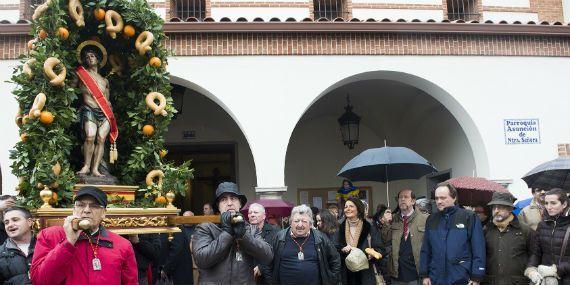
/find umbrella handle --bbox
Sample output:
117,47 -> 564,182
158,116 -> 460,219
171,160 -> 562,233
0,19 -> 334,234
386,179 -> 389,208
386,165 -> 390,208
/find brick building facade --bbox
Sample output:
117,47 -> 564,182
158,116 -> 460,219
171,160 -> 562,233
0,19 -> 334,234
0,0 -> 568,207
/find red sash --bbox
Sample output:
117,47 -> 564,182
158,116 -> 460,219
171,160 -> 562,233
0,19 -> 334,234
76,66 -> 118,144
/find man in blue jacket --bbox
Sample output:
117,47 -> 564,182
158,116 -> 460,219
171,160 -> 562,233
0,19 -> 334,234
419,182 -> 486,285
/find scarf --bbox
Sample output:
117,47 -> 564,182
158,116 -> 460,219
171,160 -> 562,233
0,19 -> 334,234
345,219 -> 363,248
493,214 -> 514,232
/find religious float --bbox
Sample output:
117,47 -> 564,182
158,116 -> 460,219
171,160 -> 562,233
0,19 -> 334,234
11,0 -> 201,236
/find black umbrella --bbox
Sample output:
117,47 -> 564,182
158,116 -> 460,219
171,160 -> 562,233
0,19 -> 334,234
522,156 -> 570,192
338,146 -> 437,207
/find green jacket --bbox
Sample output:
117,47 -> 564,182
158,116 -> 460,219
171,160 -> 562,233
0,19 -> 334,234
388,210 -> 428,279
483,216 -> 533,285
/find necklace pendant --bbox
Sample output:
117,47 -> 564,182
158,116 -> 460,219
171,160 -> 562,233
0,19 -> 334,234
298,251 -> 304,260
92,257 -> 102,271
235,251 -> 243,261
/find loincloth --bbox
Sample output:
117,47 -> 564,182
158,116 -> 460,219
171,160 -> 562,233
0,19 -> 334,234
80,105 -> 108,127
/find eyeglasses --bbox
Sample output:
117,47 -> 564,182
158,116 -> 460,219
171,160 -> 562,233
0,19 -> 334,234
74,202 -> 104,210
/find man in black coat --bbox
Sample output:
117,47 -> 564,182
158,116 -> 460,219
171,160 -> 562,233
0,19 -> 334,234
129,233 -> 161,285
267,204 -> 341,285
0,206 -> 35,285
162,211 -> 195,285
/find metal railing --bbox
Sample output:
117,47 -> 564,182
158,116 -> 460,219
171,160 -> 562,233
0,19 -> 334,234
313,0 -> 349,20
447,0 -> 479,21
172,0 -> 206,20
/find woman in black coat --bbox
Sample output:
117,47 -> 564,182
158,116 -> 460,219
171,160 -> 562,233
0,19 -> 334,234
526,188 -> 570,285
338,197 -> 383,285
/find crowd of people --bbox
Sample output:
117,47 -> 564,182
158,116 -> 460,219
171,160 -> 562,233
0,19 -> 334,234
0,181 -> 567,285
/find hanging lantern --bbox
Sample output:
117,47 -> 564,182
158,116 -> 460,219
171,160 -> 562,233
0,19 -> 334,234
337,94 -> 360,150
171,84 -> 185,119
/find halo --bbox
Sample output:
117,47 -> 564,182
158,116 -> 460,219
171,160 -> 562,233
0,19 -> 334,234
76,40 -> 108,68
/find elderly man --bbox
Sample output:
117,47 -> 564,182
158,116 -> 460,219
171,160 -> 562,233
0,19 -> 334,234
483,192 -> 533,285
419,182 -> 486,285
268,204 -> 341,285
389,189 -> 428,285
518,188 -> 546,231
31,186 -> 138,285
248,203 -> 279,285
192,182 -> 273,284
0,206 -> 35,284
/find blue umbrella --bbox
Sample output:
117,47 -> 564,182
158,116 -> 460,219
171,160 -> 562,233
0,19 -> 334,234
338,146 -> 437,207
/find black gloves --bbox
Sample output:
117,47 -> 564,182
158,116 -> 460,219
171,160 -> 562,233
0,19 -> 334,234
220,211 -> 234,236
232,213 -> 246,238
221,212 -> 247,238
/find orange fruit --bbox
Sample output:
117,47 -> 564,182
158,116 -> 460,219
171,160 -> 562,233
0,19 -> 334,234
159,149 -> 168,158
149,57 -> 161,68
15,115 -> 22,127
20,133 -> 27,142
123,25 -> 135,38
39,111 -> 54,124
38,29 -> 47,40
57,27 -> 69,40
142,125 -> 154,136
49,191 -> 58,205
94,8 -> 106,21
155,196 -> 167,204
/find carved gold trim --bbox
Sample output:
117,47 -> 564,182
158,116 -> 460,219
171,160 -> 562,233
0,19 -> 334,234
110,227 -> 181,235
102,216 -> 169,228
73,184 -> 139,191
34,207 -> 180,217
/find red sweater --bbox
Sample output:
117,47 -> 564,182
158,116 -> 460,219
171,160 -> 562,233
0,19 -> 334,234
31,226 -> 138,285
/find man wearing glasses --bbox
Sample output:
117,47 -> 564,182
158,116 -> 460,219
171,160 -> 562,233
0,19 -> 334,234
31,186 -> 138,285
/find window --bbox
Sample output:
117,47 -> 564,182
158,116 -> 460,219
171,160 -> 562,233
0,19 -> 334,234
171,0 -> 206,20
313,0 -> 348,20
446,0 -> 479,21
22,0 -> 46,20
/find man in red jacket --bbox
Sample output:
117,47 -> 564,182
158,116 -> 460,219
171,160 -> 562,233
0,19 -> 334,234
31,186 -> 138,285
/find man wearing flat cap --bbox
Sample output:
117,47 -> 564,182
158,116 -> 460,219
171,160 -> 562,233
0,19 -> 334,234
483,191 -> 534,285
31,186 -> 138,285
192,182 -> 273,284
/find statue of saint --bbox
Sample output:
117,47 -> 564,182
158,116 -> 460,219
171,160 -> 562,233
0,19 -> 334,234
75,41 -> 118,178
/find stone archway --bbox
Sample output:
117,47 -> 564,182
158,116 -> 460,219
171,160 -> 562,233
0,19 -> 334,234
167,76 -> 257,212
284,71 -> 487,208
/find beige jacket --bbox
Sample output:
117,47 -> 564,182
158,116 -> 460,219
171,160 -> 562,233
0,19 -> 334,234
518,199 -> 544,231
388,210 -> 428,279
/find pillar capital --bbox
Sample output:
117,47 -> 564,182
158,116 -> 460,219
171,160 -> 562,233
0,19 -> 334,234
255,186 -> 287,199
